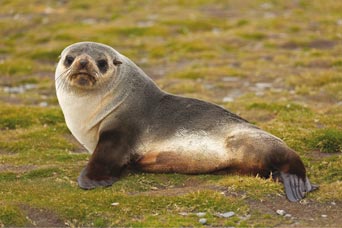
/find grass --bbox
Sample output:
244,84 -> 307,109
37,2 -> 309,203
307,129 -> 342,153
0,205 -> 27,227
0,0 -> 341,227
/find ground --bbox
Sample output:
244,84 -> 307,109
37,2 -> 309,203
0,0 -> 341,227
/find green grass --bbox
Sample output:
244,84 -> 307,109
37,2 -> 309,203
0,104 -> 63,129
0,58 -> 34,76
0,205 -> 28,226
308,129 -> 342,153
0,0 -> 341,227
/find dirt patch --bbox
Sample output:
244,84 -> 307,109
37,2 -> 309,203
19,204 -> 66,227
307,150 -> 339,161
0,149 -> 16,155
305,60 -> 332,69
281,40 -> 337,50
248,197 -> 341,227
308,40 -> 337,49
200,6 -> 235,18
281,42 -> 301,50
0,164 -> 36,173
0,94 -> 23,105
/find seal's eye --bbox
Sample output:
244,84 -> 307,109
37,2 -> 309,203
97,59 -> 108,73
64,55 -> 74,67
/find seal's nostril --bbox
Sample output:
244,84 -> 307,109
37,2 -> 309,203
79,59 -> 88,68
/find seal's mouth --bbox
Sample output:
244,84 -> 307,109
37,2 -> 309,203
69,72 -> 96,87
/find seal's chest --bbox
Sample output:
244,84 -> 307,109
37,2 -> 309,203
57,93 -> 100,153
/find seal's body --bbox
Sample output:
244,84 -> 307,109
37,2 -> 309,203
55,42 -> 317,202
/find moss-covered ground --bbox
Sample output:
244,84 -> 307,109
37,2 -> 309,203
0,0 -> 341,227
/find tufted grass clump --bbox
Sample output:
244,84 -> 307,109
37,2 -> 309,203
308,129 -> 342,153
0,205 -> 28,227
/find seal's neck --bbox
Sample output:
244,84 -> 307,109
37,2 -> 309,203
56,82 -> 129,153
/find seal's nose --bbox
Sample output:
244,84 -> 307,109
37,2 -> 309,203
79,59 -> 88,68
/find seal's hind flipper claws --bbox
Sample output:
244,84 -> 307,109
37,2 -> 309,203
281,172 -> 317,202
77,167 -> 117,190
305,177 -> 319,192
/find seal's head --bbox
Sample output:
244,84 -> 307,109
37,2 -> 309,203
55,42 -> 122,91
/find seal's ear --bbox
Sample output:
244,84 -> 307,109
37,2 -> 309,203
113,59 -> 122,66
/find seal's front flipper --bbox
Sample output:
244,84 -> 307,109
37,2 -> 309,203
77,130 -> 130,190
281,172 -> 318,202
77,166 -> 118,189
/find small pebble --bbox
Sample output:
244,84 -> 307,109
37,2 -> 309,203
111,202 -> 119,206
178,212 -> 188,216
255,82 -> 272,90
222,96 -> 234,103
3,84 -> 37,94
196,212 -> 206,217
219,211 -> 235,218
260,2 -> 273,9
285,214 -> 292,218
199,218 -> 207,225
331,202 -> 336,206
276,209 -> 286,216
321,214 -> 327,218
222,76 -> 239,82
39,102 -> 48,107
337,19 -> 342,26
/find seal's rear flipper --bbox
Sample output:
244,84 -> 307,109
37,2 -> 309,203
281,172 -> 318,202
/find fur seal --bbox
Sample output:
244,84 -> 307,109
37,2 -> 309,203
55,41 -> 317,202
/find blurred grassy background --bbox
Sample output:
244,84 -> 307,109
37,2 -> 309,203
0,0 -> 341,227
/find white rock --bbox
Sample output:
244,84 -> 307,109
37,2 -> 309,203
220,211 -> 235,218
39,102 -> 48,107
260,3 -> 273,9
82,18 -> 97,25
222,76 -> 239,82
276,209 -> 286,216
198,218 -> 207,224
24,84 -> 37,90
255,82 -> 272,90
111,202 -> 119,206
222,96 -> 234,102
337,19 -> 342,26
178,212 -> 189,216
196,212 -> 206,217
